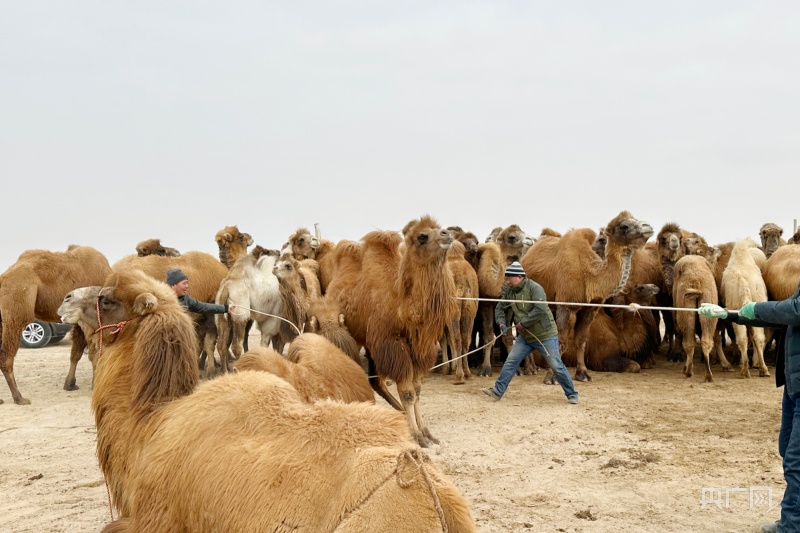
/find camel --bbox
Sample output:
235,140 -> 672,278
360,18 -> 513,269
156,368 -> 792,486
283,227 -> 337,291
135,238 -> 180,257
214,225 -> 254,268
718,238 -> 770,378
0,245 -> 111,403
325,215 -> 458,447
521,211 -> 654,382
789,229 -> 800,245
446,226 -> 480,271
680,231 -> 708,256
57,269 -> 475,532
759,222 -> 785,258
763,243 -> 800,301
474,224 -> 534,376
653,222 -> 687,360
673,246 -> 722,382
307,297 -> 363,365
439,240 -> 479,385
592,228 -> 607,258
235,334 -> 374,403
579,283 -> 660,373
214,246 -> 282,377
273,256 -> 322,346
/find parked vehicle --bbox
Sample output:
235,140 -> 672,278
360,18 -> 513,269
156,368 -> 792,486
20,321 -> 72,349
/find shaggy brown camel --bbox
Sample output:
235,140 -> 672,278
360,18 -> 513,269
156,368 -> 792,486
759,222 -> 786,258
283,226 -> 337,291
439,240 -> 478,385
578,283 -> 660,373
58,270 -> 475,532
653,223 -> 687,360
273,256 -> 322,347
0,245 -> 111,403
325,215 -> 458,447
135,238 -> 180,257
719,238 -> 770,378
475,224 -> 534,376
235,334 -> 374,403
521,211 -> 654,382
307,297 -> 363,365
215,225 -> 253,268
447,226 -> 480,271
214,246 -> 282,377
673,247 -> 722,382
763,243 -> 800,301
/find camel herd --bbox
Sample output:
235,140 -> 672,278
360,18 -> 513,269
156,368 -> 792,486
1,214 -> 799,530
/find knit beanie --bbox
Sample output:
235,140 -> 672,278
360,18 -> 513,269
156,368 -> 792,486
504,261 -> 526,277
166,268 -> 188,285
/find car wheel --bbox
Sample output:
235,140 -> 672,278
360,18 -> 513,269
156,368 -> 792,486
20,321 -> 53,349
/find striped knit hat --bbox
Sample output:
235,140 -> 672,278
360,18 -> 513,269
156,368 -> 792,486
504,261 -> 526,277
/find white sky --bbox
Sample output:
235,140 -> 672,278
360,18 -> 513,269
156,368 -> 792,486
2,1 -> 799,271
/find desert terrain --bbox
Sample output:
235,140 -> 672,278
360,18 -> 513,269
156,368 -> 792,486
0,333 -> 785,532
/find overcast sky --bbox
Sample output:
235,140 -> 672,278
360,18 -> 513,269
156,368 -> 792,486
2,1 -> 798,272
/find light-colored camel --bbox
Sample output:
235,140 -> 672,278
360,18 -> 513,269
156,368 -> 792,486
439,240 -> 478,385
759,222 -> 786,258
57,270 -> 475,532
474,224 -> 534,376
673,246 -> 722,382
214,246 -> 282,377
579,283 -> 660,373
235,334 -> 374,403
0,245 -> 111,403
718,238 -> 770,378
215,225 -> 254,268
763,243 -> 800,301
325,215 -> 458,447
521,211 -> 654,382
680,230 -> 707,256
135,238 -> 180,257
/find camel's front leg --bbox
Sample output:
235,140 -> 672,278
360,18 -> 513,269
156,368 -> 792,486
397,379 -> 430,448
572,307 -> 599,382
414,380 -> 439,445
478,303 -> 495,376
63,325 -> 87,391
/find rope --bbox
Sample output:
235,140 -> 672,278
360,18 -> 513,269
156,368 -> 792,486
228,306 -> 303,336
428,335 -> 499,371
456,296 -> 718,314
396,449 -> 448,533
93,299 -> 139,362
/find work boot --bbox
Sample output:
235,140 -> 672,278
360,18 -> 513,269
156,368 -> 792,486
568,395 -> 579,404
481,387 -> 501,400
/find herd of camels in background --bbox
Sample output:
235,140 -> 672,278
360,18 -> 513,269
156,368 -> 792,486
2,212 -> 800,437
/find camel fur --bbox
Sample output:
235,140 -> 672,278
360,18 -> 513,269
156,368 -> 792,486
520,211 -> 654,383
215,225 -> 254,269
763,243 -> 800,301
325,215 -> 458,447
135,238 -> 180,257
58,270 -> 475,532
307,297 -> 363,365
214,246 -> 282,377
718,238 -> 770,378
673,247 -> 721,382
273,256 -> 322,347
0,245 -> 111,403
235,334 -> 374,403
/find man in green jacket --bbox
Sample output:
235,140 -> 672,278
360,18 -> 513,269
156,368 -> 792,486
481,261 -> 578,404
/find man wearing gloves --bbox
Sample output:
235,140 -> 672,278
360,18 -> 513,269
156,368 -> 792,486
166,268 -> 234,315
481,261 -> 579,404
700,295 -> 800,533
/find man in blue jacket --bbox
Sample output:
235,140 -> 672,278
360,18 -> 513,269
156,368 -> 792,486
701,289 -> 800,533
481,261 -> 578,404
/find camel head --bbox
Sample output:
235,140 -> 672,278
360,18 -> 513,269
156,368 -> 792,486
273,256 -> 306,289
401,215 -> 453,262
681,232 -> 707,256
603,211 -> 653,252
656,223 -> 683,263
58,286 -> 108,333
136,238 -> 181,258
447,228 -> 479,264
496,224 -> 534,262
592,227 -> 607,259
216,226 -> 254,268
760,222 -> 784,257
485,226 -> 503,243
630,283 -> 660,304
689,243 -> 722,269
789,229 -> 800,245
285,227 -> 321,261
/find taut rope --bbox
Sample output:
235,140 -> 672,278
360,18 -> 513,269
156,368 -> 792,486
456,296 -> 715,314
228,306 -> 303,336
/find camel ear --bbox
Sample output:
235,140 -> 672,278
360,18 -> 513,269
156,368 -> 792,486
223,232 -> 233,243
310,316 -> 319,331
133,293 -> 159,315
338,313 -> 346,327
242,233 -> 254,246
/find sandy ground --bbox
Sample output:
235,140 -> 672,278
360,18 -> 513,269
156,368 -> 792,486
0,333 -> 786,533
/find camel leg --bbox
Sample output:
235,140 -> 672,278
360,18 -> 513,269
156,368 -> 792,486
364,352 -> 404,411
448,324 -> 466,385
211,315 -> 231,379
478,303 -> 495,376
681,330 -> 696,378
459,311 -> 474,381
751,328 -> 770,377
63,326 -> 87,391
1,321 -> 29,404
700,322 -> 715,382
732,323 -> 750,378
415,381 -> 439,445
572,307 -> 599,382
397,379 -> 430,448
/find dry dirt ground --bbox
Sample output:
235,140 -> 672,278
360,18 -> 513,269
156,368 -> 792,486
0,333 -> 786,533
